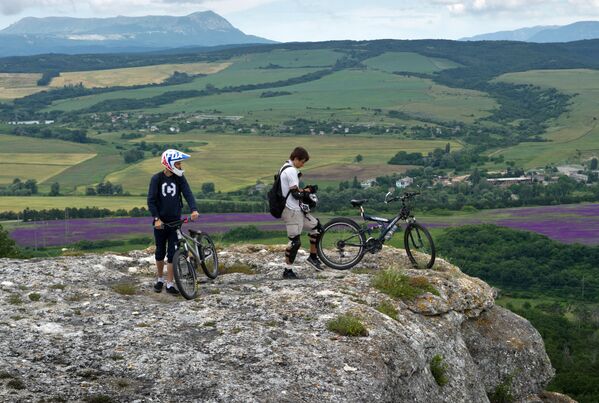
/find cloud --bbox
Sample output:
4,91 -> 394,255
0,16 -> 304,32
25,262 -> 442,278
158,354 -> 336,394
431,0 -> 551,15
0,0 -> 278,16
0,0 -> 74,16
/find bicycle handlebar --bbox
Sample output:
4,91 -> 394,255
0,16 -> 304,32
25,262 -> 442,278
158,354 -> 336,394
384,191 -> 420,204
158,216 -> 194,228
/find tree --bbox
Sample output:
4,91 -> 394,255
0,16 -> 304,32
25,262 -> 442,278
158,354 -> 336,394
591,158 -> 598,170
445,143 -> 451,154
354,154 -> 363,163
49,182 -> 60,196
86,187 -> 96,196
201,182 -> 215,194
352,176 -> 361,189
0,224 -> 20,258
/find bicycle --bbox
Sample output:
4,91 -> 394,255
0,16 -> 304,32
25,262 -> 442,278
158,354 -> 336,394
162,217 -> 219,300
317,191 -> 435,270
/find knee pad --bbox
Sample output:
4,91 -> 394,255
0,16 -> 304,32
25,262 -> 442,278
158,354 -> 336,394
309,219 -> 323,245
286,235 -> 301,263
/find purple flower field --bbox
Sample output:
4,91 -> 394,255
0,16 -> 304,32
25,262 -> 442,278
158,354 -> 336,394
418,203 -> 599,245
7,204 -> 599,247
9,213 -> 285,248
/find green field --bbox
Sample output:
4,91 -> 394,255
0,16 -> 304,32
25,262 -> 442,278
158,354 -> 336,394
363,52 -> 460,73
492,69 -> 599,168
46,48 -> 345,112
141,68 -> 494,125
0,196 -> 147,212
107,133 -> 462,193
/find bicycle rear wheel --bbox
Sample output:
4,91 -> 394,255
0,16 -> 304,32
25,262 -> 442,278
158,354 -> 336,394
173,249 -> 198,299
198,233 -> 219,279
404,222 -> 435,269
317,218 -> 366,270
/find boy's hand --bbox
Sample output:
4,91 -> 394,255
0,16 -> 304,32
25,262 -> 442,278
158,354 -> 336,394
154,219 -> 163,229
191,211 -> 200,221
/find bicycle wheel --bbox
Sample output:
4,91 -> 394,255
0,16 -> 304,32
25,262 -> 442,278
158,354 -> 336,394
317,218 -> 366,270
197,233 -> 219,279
404,222 -> 435,269
173,249 -> 198,300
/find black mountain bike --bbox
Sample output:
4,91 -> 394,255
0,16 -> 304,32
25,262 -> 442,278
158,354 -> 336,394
317,192 -> 435,270
163,217 -> 219,300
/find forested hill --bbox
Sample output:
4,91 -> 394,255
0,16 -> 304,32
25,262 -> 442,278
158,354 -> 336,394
1,38 -> 598,74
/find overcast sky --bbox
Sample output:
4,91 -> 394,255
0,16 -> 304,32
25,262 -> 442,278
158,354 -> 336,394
0,0 -> 598,41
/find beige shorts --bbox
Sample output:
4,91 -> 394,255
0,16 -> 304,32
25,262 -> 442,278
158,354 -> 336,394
282,207 -> 319,238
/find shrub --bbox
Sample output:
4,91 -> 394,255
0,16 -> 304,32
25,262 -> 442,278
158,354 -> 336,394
327,314 -> 369,337
430,354 -> 449,386
488,374 -> 515,403
218,262 -> 255,275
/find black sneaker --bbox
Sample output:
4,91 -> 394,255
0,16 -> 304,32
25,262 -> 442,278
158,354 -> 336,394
283,268 -> 299,280
306,256 -> 324,271
165,286 -> 179,295
153,281 -> 164,293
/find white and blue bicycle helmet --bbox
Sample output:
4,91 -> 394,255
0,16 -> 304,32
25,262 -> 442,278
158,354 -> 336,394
161,149 -> 190,177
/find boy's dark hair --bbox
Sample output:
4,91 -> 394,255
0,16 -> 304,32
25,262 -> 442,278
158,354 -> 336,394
290,147 -> 310,162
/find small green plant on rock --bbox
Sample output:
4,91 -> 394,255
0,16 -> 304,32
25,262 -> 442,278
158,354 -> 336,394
430,354 -> 449,386
372,269 -> 439,300
7,294 -> 22,305
376,300 -> 399,320
327,314 -> 369,337
111,283 -> 137,296
28,292 -> 41,301
488,374 -> 515,403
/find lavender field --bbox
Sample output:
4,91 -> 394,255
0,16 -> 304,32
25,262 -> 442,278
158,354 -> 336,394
6,203 -> 599,247
8,213 -> 285,248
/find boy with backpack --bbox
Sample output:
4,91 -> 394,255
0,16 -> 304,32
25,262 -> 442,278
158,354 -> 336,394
269,146 -> 323,279
147,149 -> 199,294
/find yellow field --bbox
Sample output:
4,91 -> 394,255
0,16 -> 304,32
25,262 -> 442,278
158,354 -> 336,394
0,196 -> 147,212
0,72 -> 43,100
106,133 -> 461,193
0,153 -> 96,185
49,62 -> 231,88
493,69 -> 599,168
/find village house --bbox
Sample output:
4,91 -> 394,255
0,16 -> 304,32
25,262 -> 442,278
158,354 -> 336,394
395,177 -> 414,188
361,178 -> 377,188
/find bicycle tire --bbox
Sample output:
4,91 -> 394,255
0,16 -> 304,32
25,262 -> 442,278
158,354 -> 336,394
404,222 -> 435,269
317,217 -> 366,270
198,233 -> 219,279
173,249 -> 199,300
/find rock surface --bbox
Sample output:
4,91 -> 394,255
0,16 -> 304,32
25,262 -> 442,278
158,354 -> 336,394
0,245 -> 556,402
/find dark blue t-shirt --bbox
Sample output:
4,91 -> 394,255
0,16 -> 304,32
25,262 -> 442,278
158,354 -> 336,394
147,172 -> 198,222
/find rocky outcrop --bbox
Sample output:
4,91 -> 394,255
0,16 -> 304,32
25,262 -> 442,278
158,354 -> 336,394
0,245 -> 556,402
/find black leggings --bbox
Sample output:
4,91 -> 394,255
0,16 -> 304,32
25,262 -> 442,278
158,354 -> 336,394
154,226 -> 178,263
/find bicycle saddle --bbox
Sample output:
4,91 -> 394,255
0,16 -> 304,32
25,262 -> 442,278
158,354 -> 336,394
350,199 -> 368,207
188,229 -> 203,237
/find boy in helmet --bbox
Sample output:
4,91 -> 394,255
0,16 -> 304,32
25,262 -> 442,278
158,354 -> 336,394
147,149 -> 200,294
279,146 -> 323,279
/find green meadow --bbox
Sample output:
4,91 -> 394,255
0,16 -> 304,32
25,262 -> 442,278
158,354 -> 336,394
107,133 -> 462,193
492,69 -> 599,168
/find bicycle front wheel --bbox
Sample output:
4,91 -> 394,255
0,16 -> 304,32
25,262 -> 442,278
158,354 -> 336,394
404,222 -> 435,269
317,218 -> 366,270
198,233 -> 219,279
173,249 -> 198,300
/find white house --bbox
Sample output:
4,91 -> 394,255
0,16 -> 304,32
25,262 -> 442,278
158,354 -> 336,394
395,177 -> 414,188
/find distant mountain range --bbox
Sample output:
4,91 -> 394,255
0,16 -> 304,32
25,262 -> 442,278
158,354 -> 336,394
0,11 -> 275,57
462,21 -> 599,42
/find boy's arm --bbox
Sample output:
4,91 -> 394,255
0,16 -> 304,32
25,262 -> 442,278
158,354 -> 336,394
180,176 -> 199,213
147,175 -> 160,219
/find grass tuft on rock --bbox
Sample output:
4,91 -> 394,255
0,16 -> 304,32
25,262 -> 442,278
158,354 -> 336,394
376,300 -> 399,320
327,314 -> 369,337
218,262 -> 255,275
111,283 -> 137,296
430,354 -> 449,386
28,292 -> 41,302
372,269 -> 439,300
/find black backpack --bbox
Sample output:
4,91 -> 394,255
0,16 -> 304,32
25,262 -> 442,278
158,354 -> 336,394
267,164 -> 292,218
